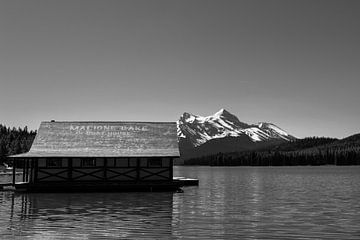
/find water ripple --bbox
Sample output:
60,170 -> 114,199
0,166 -> 360,239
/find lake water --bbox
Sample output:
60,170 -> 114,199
1,166 -> 360,239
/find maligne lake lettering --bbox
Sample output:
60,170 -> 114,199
70,125 -> 149,136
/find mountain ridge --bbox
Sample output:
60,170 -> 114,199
177,109 -> 296,158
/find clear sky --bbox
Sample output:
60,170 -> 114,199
0,0 -> 359,138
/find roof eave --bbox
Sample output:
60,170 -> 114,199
9,154 -> 181,158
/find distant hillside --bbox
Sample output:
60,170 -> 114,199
270,137 -> 338,151
292,134 -> 360,154
183,134 -> 360,166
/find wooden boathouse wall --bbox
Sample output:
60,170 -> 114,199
33,157 -> 173,182
9,121 -> 180,191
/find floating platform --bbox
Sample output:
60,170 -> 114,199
0,177 -> 199,192
173,177 -> 199,186
12,181 -> 182,193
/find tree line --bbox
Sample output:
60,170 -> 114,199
0,124 -> 36,164
184,137 -> 360,166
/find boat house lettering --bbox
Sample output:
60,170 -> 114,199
70,124 -> 149,133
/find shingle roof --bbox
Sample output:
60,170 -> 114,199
10,121 -> 180,158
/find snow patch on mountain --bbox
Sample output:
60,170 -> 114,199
178,109 -> 295,147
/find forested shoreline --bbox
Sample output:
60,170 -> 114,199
184,136 -> 360,166
0,124 -> 36,164
184,150 -> 360,166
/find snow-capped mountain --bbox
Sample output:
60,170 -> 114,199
178,109 -> 296,149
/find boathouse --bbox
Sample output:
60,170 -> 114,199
8,121 -> 180,192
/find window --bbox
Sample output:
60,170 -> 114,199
148,158 -> 162,167
129,158 -> 137,167
140,158 -> 147,167
46,158 -> 62,167
81,158 -> 96,167
115,158 -> 129,167
162,158 -> 170,167
107,158 -> 115,167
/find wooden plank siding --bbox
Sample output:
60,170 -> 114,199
33,157 -> 172,183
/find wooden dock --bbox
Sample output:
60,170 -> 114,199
174,177 -> 199,186
0,177 -> 199,192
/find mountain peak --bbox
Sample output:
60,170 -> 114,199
210,108 -> 249,129
178,109 -> 295,148
213,108 -> 231,117
180,112 -> 197,123
181,112 -> 192,119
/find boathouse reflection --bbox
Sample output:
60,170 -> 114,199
7,192 -> 180,239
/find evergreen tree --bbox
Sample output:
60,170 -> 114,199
0,124 -> 36,165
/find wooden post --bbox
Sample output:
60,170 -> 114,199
22,159 -> 26,182
27,159 -> 30,182
12,159 -> 16,186
29,159 -> 33,183
33,159 -> 38,183
24,159 -> 27,182
68,158 -> 73,181
103,158 -> 107,181
25,159 -> 29,182
169,158 -> 174,181
136,158 -> 140,182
